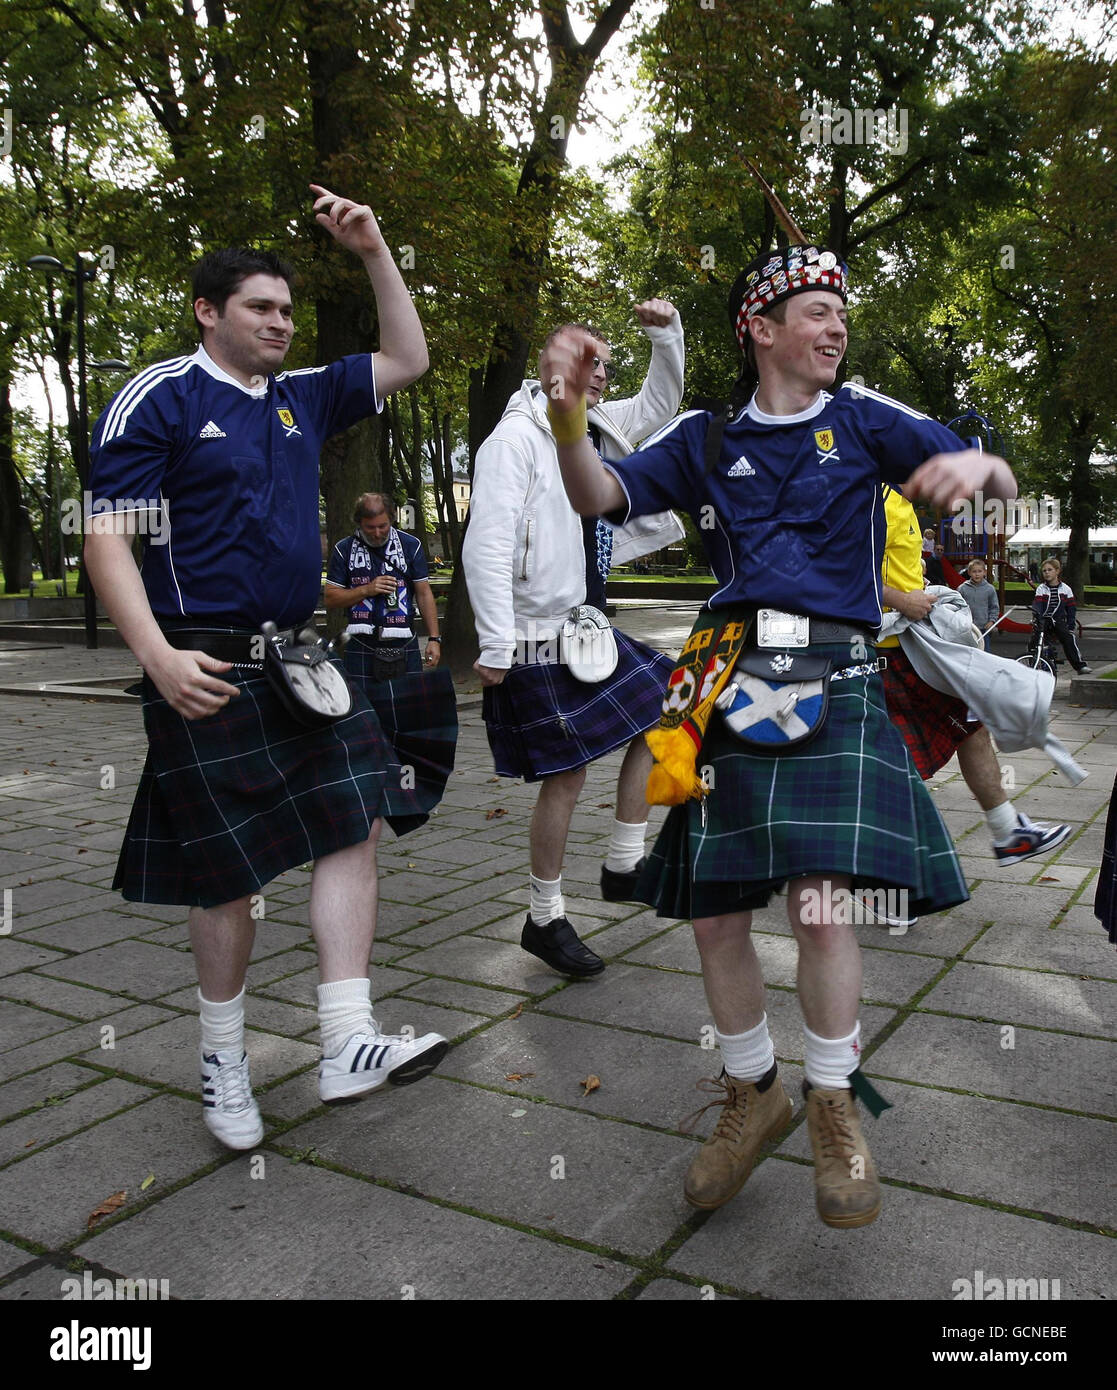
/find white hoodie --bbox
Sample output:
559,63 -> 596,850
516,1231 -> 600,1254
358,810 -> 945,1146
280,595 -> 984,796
463,315 -> 686,668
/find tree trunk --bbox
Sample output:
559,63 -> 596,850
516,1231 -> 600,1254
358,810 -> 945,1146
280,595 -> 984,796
439,512 -> 479,675
0,373 -> 33,593
1063,427 -> 1097,602
305,0 -> 387,632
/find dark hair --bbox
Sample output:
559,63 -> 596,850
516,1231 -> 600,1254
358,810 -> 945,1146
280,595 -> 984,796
191,248 -> 295,335
353,491 -> 394,525
701,295 -> 791,474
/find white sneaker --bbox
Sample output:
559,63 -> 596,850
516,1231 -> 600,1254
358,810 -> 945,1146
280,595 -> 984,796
319,1028 -> 449,1103
201,1049 -> 264,1150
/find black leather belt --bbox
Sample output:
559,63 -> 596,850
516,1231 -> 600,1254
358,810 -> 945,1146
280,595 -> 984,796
746,618 -> 875,648
807,620 -> 876,644
161,626 -> 293,671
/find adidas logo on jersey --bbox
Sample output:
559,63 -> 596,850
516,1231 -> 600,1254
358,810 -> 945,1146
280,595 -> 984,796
199,420 -> 226,439
727,455 -> 756,477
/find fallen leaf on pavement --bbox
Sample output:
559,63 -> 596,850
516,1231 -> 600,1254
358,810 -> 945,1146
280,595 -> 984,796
505,1072 -> 535,1082
87,1190 -> 127,1230
488,777 -> 500,783
596,803 -> 614,809
140,1173 -> 155,1191
485,808 -> 507,819
509,1002 -> 524,1020
1039,876 -> 1058,882
580,1074 -> 601,1096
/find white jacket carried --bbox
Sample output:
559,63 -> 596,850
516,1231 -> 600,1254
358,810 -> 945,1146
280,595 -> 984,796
464,314 -> 686,668
879,591 -> 1088,786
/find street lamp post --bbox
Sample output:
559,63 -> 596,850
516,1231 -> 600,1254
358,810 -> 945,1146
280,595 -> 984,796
28,252 -> 104,650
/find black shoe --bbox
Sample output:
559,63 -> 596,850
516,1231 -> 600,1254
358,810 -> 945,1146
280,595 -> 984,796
520,915 -> 605,978
600,858 -> 646,903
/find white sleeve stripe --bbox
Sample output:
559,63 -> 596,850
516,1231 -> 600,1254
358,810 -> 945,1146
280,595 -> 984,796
633,407 -> 705,454
840,381 -> 931,422
98,357 -> 195,446
600,461 -> 635,522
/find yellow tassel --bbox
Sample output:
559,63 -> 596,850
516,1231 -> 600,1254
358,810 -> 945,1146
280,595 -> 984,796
646,727 -> 705,805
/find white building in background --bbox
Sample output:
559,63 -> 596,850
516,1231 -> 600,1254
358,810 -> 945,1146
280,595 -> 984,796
445,473 -> 470,525
1007,526 -> 1117,573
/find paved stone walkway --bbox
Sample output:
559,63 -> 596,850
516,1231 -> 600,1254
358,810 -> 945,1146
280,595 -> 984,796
0,608 -> 1114,1308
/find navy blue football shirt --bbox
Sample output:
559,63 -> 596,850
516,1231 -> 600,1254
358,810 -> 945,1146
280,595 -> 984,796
89,347 -> 380,628
605,383 -> 966,631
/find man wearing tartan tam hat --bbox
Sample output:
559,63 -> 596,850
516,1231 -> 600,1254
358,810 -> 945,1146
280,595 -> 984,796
538,160 -> 1020,1235
728,244 -> 848,352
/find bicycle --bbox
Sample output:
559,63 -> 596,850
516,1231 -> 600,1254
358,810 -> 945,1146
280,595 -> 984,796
1016,614 -> 1060,678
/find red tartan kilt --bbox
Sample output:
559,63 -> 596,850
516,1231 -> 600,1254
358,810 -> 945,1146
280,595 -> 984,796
879,645 -> 980,779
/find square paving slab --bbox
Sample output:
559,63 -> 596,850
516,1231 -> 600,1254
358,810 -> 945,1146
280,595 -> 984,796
77,1157 -> 636,1300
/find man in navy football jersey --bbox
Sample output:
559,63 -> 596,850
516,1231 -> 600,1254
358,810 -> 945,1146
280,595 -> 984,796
325,491 -> 441,671
85,187 -> 449,1151
539,243 -> 1017,1229
325,491 -> 458,826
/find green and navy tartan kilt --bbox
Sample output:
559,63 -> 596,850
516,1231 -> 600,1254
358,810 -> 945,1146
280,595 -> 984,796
482,629 -> 675,781
636,644 -> 969,920
343,652 -> 458,828
115,666 -> 425,909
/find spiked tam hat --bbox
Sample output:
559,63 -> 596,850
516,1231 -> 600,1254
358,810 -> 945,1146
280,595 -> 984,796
728,160 -> 848,351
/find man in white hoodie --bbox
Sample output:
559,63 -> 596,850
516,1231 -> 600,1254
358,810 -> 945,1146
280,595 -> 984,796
464,300 -> 684,978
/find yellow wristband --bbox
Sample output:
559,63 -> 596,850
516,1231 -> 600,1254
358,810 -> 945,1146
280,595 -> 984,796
546,397 -> 588,447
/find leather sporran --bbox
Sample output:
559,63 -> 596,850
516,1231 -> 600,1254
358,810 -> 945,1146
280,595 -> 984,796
715,649 -> 832,753
261,623 -> 354,726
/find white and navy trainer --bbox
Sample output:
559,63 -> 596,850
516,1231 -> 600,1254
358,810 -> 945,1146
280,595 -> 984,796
318,1028 -> 449,1103
993,815 -> 1072,866
201,1049 -> 264,1150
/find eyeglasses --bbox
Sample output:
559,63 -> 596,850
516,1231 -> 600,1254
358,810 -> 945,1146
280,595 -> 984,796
591,356 -> 616,382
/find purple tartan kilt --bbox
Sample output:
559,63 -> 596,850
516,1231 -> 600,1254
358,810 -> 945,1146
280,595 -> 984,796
115,669 -> 412,908
482,629 -> 675,781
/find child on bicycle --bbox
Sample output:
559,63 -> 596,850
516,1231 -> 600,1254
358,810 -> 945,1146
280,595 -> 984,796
1032,558 -> 1091,674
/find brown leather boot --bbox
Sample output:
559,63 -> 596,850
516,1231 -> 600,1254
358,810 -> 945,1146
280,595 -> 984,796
682,1065 -> 793,1210
804,1082 -> 881,1228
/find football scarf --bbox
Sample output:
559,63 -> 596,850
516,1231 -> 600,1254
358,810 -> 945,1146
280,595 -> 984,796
645,606 -> 751,805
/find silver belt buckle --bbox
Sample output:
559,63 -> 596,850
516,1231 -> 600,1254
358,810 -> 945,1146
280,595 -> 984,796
757,609 -> 810,648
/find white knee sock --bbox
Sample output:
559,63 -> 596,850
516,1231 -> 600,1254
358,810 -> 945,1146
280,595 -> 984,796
529,874 -> 564,925
605,818 -> 648,873
803,1022 -> 861,1090
717,1016 -> 775,1083
317,978 -> 375,1057
987,800 -> 1019,843
199,988 -> 246,1056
